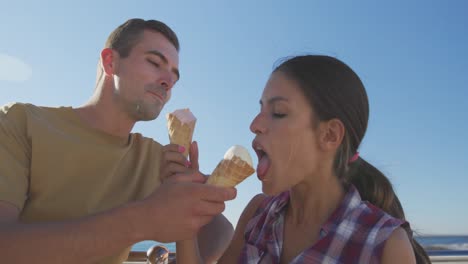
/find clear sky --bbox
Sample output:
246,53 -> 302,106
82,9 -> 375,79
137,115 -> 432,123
1,0 -> 467,236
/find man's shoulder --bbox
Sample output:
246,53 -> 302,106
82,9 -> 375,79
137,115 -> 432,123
0,102 -> 72,130
1,102 -> 30,115
0,102 -> 36,123
1,102 -> 63,116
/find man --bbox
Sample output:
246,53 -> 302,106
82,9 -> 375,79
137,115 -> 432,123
0,18 -> 236,264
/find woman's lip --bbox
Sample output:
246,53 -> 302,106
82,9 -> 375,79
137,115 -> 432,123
252,139 -> 266,159
252,139 -> 271,181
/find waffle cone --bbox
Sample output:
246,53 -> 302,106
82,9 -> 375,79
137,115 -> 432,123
166,113 -> 196,157
206,156 -> 255,187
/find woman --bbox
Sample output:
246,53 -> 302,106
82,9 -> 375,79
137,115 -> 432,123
176,55 -> 430,263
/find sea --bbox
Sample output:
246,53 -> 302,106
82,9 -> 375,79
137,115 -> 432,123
131,235 -> 468,255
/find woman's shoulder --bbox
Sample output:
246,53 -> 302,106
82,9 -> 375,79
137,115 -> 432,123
381,227 -> 416,263
344,185 -> 406,228
359,201 -> 406,228
344,200 -> 409,251
246,191 -> 289,221
331,186 -> 407,246
236,192 -> 284,234
240,194 -> 269,223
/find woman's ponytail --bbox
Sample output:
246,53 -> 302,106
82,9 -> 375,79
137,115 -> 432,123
347,158 -> 431,264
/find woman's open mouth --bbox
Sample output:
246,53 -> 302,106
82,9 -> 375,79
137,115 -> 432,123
252,139 -> 271,181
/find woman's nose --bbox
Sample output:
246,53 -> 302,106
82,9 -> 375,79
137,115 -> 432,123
250,113 -> 266,134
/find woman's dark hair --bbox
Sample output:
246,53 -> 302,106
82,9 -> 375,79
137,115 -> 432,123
274,55 -> 430,263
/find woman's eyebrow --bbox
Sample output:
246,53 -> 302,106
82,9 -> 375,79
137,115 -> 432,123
260,96 -> 289,106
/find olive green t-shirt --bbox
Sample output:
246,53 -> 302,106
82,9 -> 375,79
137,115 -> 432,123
0,102 -> 163,263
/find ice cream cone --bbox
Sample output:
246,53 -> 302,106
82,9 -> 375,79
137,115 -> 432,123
206,145 -> 255,187
166,109 -> 196,158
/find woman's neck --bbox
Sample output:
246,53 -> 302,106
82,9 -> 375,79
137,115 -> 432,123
287,173 -> 345,228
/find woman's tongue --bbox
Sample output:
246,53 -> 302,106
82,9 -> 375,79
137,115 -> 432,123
257,154 -> 271,180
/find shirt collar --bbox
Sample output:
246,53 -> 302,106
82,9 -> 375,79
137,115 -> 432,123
321,184 -> 362,234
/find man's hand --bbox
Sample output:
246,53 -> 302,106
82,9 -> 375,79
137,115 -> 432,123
141,141 -> 236,242
139,178 -> 236,242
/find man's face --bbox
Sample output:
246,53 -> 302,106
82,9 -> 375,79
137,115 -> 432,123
112,30 -> 179,121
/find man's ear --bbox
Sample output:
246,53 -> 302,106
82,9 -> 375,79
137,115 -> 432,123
319,118 -> 345,151
100,48 -> 118,76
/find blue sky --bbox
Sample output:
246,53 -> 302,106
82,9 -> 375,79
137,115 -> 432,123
1,0 -> 467,236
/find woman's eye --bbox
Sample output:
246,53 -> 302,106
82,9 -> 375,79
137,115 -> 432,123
148,60 -> 159,67
273,113 -> 286,118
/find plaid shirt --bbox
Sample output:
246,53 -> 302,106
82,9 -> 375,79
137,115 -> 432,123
238,185 -> 406,264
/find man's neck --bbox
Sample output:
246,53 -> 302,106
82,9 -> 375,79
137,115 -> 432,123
75,100 -> 135,138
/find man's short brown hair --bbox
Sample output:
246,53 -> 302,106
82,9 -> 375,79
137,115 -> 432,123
105,18 -> 179,57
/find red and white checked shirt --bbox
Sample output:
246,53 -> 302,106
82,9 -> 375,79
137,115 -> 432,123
238,185 -> 406,263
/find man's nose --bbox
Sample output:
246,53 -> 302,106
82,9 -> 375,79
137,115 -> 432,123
158,72 -> 175,91
159,79 -> 170,91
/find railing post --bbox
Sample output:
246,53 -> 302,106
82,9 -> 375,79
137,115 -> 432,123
146,245 -> 170,264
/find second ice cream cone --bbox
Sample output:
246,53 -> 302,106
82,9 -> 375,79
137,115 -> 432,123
206,156 -> 255,187
206,145 -> 255,187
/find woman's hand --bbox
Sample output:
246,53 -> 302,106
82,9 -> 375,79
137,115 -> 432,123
160,141 -> 207,184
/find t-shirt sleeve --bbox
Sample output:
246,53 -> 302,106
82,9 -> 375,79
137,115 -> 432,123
0,103 -> 31,210
134,138 -> 164,200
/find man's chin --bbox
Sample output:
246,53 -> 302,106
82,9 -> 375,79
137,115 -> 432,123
132,101 -> 164,121
139,111 -> 161,121
139,107 -> 163,121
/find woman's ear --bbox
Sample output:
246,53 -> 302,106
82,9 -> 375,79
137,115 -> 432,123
100,48 -> 118,76
319,118 -> 345,151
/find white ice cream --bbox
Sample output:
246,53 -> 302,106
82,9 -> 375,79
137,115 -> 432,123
224,145 -> 253,166
170,108 -> 197,124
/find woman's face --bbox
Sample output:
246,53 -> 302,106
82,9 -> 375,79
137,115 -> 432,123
250,71 -> 323,195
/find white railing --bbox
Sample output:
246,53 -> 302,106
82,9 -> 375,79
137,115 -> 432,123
429,250 -> 468,263
125,247 -> 468,264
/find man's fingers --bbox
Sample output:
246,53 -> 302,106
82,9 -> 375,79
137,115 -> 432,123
199,185 -> 237,202
162,151 -> 190,167
161,163 -> 191,181
193,171 -> 208,184
189,141 -> 199,171
164,174 -> 194,183
191,172 -> 207,183
194,200 -> 226,216
165,173 -> 206,184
